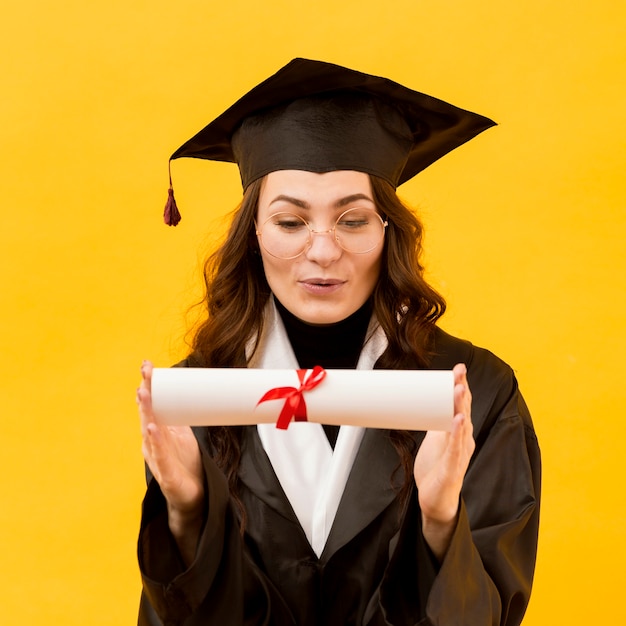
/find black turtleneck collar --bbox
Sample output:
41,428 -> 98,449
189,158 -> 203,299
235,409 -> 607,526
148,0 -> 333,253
274,298 -> 373,370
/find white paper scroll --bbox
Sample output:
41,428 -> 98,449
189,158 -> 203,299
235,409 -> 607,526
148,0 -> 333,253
151,368 -> 454,431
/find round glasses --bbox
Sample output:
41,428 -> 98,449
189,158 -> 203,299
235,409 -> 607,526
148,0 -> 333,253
256,208 -> 388,259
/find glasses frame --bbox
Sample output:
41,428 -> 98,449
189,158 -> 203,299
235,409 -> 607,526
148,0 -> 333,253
255,207 -> 388,260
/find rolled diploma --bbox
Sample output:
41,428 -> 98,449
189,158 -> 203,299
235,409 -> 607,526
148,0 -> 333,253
151,368 -> 454,431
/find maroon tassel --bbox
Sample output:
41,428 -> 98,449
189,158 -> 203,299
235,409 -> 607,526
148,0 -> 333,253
163,187 -> 181,226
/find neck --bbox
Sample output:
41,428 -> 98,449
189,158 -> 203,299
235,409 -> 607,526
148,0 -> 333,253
274,298 -> 373,370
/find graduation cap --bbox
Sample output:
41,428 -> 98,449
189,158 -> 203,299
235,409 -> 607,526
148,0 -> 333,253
164,58 -> 496,226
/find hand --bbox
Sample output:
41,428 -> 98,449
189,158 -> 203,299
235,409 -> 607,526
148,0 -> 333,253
413,363 -> 475,559
137,361 -> 204,563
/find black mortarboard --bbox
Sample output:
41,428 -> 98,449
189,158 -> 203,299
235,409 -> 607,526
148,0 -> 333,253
164,58 -> 495,225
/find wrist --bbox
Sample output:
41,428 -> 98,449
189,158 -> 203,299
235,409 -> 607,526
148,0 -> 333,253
168,503 -> 204,536
167,495 -> 206,567
421,511 -> 458,562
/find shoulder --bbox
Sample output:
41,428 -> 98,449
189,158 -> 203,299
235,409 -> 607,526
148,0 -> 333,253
430,327 -> 509,375
172,352 -> 207,368
430,327 -> 536,440
430,327 -> 514,393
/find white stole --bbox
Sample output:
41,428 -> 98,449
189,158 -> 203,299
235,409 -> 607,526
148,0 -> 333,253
248,300 -> 388,557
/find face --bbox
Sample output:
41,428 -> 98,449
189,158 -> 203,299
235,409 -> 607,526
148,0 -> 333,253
256,170 -> 384,325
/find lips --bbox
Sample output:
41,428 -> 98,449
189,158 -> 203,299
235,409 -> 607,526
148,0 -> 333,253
299,278 -> 345,294
302,278 -> 343,286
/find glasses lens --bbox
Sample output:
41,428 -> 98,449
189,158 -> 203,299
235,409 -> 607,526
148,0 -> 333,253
259,213 -> 310,259
258,209 -> 387,259
334,208 -> 386,254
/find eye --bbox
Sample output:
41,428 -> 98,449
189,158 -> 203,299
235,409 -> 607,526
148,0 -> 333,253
270,213 -> 307,232
337,210 -> 372,229
339,217 -> 368,228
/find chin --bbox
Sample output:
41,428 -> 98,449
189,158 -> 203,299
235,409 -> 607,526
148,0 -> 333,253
293,302 -> 353,326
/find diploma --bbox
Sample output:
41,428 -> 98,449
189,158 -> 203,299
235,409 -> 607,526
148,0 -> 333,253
151,367 -> 454,431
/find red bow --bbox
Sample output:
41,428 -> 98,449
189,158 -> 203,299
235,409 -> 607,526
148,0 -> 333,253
256,366 -> 327,429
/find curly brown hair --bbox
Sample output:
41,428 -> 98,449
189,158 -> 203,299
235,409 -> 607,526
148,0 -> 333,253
188,174 -> 446,527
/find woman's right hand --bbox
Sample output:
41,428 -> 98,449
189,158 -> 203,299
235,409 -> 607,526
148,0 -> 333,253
138,360 -> 204,564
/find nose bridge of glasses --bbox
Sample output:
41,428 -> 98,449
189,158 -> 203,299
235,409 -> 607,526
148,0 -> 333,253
309,226 -> 337,236
306,226 -> 341,256
303,226 -> 343,262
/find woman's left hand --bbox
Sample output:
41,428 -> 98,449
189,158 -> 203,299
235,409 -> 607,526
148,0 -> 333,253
413,363 -> 475,560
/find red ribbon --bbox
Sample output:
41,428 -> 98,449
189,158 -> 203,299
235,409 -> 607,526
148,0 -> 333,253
256,366 -> 327,429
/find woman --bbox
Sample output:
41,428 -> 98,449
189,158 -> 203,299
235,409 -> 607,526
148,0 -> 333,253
137,59 -> 540,626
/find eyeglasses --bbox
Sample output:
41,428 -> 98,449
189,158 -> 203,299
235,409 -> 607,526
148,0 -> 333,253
256,208 -> 388,259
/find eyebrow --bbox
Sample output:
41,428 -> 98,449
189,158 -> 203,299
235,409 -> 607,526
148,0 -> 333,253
269,193 -> 375,209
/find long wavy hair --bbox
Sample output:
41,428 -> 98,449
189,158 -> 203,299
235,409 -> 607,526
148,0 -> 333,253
188,174 -> 446,526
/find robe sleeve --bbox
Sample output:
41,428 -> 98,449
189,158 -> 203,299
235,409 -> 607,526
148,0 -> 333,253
137,355 -> 294,626
378,351 -> 541,626
138,449 -> 231,624
137,447 -> 293,626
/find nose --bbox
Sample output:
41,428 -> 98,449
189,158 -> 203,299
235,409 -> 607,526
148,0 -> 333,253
304,228 -> 342,265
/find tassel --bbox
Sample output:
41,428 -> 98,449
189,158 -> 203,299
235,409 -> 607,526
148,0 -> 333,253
163,187 -> 181,226
163,160 -> 181,226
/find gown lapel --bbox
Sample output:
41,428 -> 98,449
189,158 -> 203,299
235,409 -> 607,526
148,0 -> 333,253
238,425 -> 301,525
241,299 -> 398,559
319,427 -> 402,562
238,417 -> 427,563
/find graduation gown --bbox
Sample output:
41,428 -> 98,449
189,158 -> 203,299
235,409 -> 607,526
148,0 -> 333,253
137,326 -> 541,626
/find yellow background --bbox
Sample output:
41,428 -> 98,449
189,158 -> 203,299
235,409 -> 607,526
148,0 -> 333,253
1,1 -> 624,623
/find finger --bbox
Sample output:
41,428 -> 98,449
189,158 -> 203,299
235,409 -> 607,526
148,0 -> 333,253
455,410 -> 475,456
145,423 -> 191,497
138,361 -> 155,436
141,424 -> 166,484
138,387 -> 155,438
456,408 -> 475,456
141,428 -> 156,473
453,381 -> 469,418
444,412 -> 475,480
141,360 -> 153,394
452,363 -> 472,419
446,412 -> 466,462
452,362 -> 467,385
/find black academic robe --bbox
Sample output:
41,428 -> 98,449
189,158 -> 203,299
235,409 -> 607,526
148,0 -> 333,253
137,328 -> 541,626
